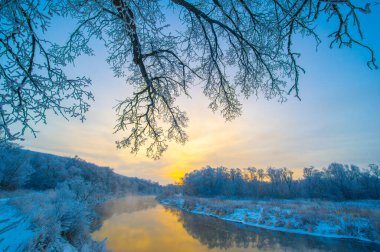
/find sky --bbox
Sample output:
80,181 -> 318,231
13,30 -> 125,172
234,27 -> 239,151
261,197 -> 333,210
20,4 -> 380,185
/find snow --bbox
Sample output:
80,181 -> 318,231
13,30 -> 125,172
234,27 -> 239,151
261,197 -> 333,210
0,196 -> 82,252
0,199 -> 34,251
161,197 -> 380,244
63,243 -> 77,252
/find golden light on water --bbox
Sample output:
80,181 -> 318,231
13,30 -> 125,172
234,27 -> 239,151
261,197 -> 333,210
92,196 -> 265,252
92,198 -> 211,252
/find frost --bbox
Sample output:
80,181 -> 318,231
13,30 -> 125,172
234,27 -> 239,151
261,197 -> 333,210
162,196 -> 380,244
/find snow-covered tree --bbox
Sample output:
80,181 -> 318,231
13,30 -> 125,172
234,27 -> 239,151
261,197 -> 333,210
0,146 -> 33,189
179,164 -> 380,200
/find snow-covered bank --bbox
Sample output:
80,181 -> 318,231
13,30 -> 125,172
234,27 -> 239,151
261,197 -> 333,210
0,198 -> 34,251
0,194 -> 94,252
160,196 -> 380,244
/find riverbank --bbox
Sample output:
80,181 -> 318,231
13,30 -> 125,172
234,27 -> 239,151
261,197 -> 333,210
160,196 -> 380,244
0,191 -> 104,251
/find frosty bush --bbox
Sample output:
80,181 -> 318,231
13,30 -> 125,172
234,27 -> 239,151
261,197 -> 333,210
10,189 -> 105,251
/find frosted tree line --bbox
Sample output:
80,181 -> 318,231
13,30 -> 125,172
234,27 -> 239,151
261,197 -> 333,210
0,144 -> 161,194
179,164 -> 380,200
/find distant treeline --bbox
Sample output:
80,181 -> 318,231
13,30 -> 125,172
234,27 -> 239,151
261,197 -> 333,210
0,144 -> 162,197
177,164 -> 380,200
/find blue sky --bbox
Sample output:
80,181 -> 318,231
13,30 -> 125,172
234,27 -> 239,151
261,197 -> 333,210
21,4 -> 380,184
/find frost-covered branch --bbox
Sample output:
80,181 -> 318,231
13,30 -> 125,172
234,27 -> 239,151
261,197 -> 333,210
0,0 -> 377,158
0,0 -> 93,142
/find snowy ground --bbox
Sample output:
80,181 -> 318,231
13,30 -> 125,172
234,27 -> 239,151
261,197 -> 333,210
0,196 -> 78,252
161,196 -> 380,244
0,198 -> 34,251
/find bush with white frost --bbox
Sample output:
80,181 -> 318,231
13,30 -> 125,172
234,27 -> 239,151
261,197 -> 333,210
10,189 -> 106,251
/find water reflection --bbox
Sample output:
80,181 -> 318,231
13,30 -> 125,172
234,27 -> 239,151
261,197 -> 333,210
93,197 -> 379,252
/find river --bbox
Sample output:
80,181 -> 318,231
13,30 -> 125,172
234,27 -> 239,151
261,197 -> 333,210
92,196 -> 379,252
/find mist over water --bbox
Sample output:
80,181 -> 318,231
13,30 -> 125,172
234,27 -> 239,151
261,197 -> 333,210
93,196 -> 378,252
96,196 -> 158,220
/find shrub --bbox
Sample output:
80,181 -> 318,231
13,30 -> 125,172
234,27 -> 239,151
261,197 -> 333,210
10,190 -> 105,251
